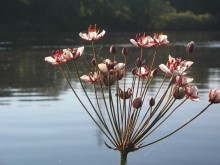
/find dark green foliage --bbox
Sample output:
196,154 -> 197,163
0,0 -> 219,31
159,11 -> 217,30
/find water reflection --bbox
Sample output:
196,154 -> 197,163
0,31 -> 220,165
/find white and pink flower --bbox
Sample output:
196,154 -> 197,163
98,59 -> 125,74
63,46 -> 84,60
45,46 -> 84,65
159,55 -> 193,76
130,33 -> 155,48
45,49 -> 67,66
209,89 -> 220,104
184,86 -> 199,101
176,76 -> 193,87
79,24 -> 105,41
153,33 -> 169,46
132,66 -> 150,78
80,72 -> 100,84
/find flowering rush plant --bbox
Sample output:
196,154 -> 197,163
45,24 -> 220,165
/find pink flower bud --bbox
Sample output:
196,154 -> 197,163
149,97 -> 155,107
110,45 -> 117,54
91,58 -> 97,66
122,47 -> 129,56
186,41 -> 194,54
209,89 -> 220,104
132,96 -> 143,109
135,58 -> 142,67
132,68 -> 137,75
173,87 -> 185,100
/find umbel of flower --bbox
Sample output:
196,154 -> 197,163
44,25 -> 220,165
79,24 -> 106,41
45,46 -> 84,65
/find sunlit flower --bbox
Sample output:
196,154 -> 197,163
159,55 -> 181,75
174,60 -> 194,76
185,86 -> 199,101
176,76 -> 193,87
45,49 -> 67,66
153,33 -> 169,46
130,33 -> 155,48
159,55 -> 193,76
98,59 -> 125,74
45,46 -> 84,66
63,46 -> 84,60
79,24 -> 105,41
209,89 -> 220,104
80,72 -> 100,84
44,26 -> 220,164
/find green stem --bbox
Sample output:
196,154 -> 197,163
120,152 -> 128,165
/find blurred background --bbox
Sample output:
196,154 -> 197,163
0,0 -> 220,32
0,0 -> 220,165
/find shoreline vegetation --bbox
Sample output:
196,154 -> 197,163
0,0 -> 220,32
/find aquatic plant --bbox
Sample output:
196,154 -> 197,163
45,24 -> 219,165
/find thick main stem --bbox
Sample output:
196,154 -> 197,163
120,152 -> 128,165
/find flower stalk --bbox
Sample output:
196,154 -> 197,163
120,152 -> 128,165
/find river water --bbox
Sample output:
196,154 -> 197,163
0,31 -> 220,165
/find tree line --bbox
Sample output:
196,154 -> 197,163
0,0 -> 219,32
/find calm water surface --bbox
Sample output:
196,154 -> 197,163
0,31 -> 220,165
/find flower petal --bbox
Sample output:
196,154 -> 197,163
80,75 -> 90,82
45,56 -> 56,63
98,63 -> 108,73
159,64 -> 172,75
115,63 -> 125,71
95,30 -> 106,40
130,39 -> 138,47
45,56 -> 59,65
77,46 -> 84,56
79,33 -> 90,41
